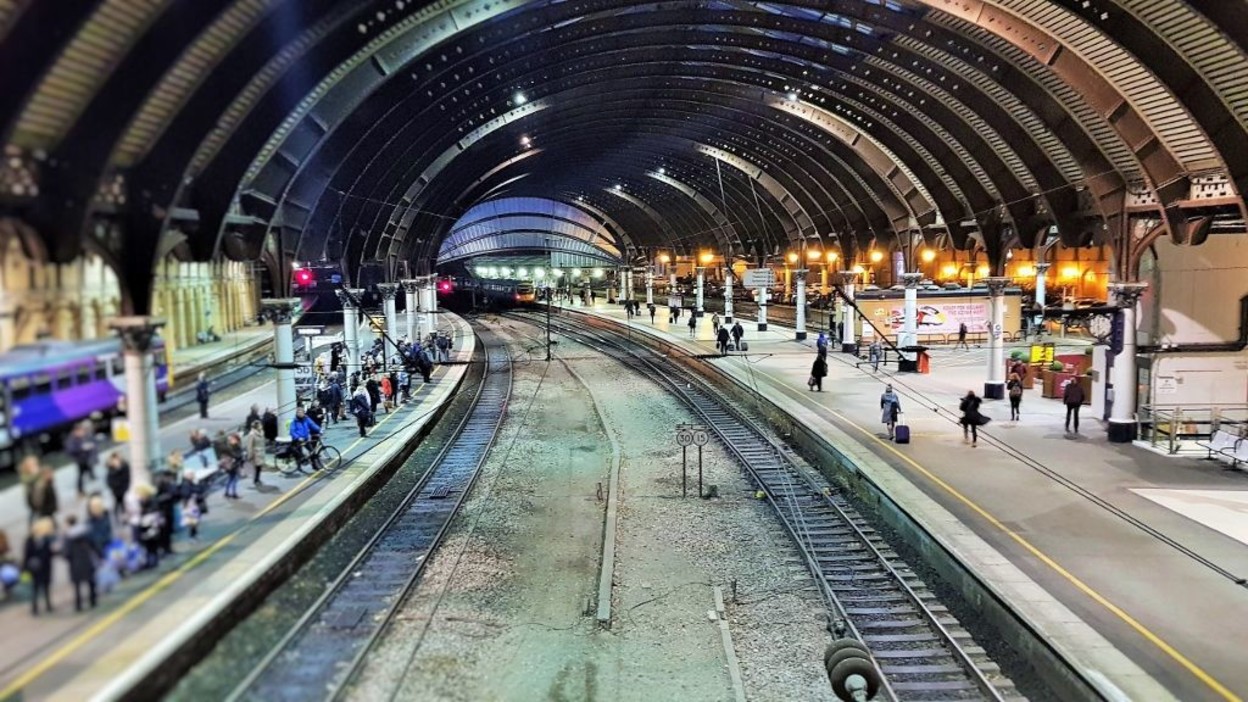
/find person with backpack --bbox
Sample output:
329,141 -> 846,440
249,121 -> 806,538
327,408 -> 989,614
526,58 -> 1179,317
1007,373 -> 1024,421
436,334 -> 452,363
880,385 -> 902,439
351,385 -> 372,438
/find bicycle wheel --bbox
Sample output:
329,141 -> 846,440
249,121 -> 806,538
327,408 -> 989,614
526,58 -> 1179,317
316,445 -> 342,472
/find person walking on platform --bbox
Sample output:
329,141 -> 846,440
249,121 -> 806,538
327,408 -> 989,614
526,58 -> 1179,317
1007,373 -> 1024,421
1063,379 -> 1085,433
648,303 -> 656,323
105,452 -> 131,525
716,325 -> 731,355
687,312 -> 697,338
436,334 -> 452,364
731,321 -> 744,350
63,514 -> 101,612
245,421 -> 266,487
816,331 -> 828,356
66,421 -> 99,496
23,517 -> 56,616
881,385 -> 902,439
711,312 -> 721,337
868,340 -> 882,373
955,322 -> 969,351
195,373 -> 211,419
959,390 -> 987,447
351,386 -> 372,438
809,354 -> 828,392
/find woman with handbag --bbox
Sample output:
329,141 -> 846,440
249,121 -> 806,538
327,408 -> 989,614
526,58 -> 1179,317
959,390 -> 989,447
245,421 -> 267,488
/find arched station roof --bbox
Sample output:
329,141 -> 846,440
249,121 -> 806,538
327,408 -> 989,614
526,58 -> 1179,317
0,0 -> 1245,312
437,196 -> 624,264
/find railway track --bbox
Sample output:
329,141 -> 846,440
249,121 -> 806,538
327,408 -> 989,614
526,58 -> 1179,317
518,311 -> 1024,702
225,330 -> 511,702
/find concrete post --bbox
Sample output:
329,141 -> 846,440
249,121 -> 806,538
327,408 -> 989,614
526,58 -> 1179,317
820,266 -> 828,292
984,277 -> 1009,399
110,317 -> 165,487
378,283 -> 400,362
723,268 -> 734,324
838,271 -> 857,353
757,286 -> 769,332
901,272 -> 923,360
335,289 -> 360,377
794,271 -> 807,340
1033,262 -> 1051,338
402,280 -> 419,340
625,270 -> 634,303
1108,282 -> 1147,443
645,270 -> 654,306
695,267 -> 705,317
616,269 -> 625,303
261,298 -> 301,435
669,272 -> 677,293
783,267 -> 792,297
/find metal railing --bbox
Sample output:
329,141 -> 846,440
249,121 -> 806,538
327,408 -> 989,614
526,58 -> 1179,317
1138,404 -> 1248,454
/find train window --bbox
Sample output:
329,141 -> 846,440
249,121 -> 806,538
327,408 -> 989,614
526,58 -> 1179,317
78,366 -> 93,385
10,377 -> 30,401
112,357 -> 125,376
32,373 -> 51,393
55,370 -> 73,390
95,364 -> 107,381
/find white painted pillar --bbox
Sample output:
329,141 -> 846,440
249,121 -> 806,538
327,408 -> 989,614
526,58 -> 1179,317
695,268 -> 705,317
1033,262 -> 1050,338
625,270 -> 634,303
645,270 -> 654,306
669,272 -> 677,292
757,286 -> 769,332
378,283 -> 400,362
723,268 -> 734,324
794,272 -> 807,340
617,269 -> 625,304
262,299 -> 300,434
336,289 -> 360,377
421,277 -> 437,339
111,317 -> 164,487
984,277 -> 1008,399
839,271 -> 856,353
1108,283 -> 1147,443
402,280 -> 419,340
901,272 -> 922,360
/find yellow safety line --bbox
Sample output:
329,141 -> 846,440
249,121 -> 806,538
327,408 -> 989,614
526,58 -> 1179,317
824,405 -> 1242,702
0,388 -> 423,699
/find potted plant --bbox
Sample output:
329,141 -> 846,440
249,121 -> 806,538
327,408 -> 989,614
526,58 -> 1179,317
1042,359 -> 1065,398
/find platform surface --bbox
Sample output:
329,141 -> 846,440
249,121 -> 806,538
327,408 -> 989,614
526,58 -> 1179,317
0,313 -> 473,701
579,300 -> 1248,702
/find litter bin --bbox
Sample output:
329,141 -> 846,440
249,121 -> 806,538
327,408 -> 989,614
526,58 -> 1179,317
898,345 -> 928,373
918,348 -> 931,374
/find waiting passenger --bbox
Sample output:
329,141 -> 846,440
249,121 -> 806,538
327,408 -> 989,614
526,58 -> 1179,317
1007,373 -> 1024,421
63,514 -> 101,612
23,517 -> 57,616
1063,379 -> 1085,434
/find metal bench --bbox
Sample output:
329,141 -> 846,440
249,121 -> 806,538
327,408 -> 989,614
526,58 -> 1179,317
1198,430 -> 1245,470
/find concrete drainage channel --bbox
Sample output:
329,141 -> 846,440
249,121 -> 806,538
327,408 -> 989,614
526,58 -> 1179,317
568,310 -> 1101,702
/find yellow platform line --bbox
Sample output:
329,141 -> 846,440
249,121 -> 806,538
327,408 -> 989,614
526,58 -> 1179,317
0,392 -> 419,700
824,405 -> 1242,702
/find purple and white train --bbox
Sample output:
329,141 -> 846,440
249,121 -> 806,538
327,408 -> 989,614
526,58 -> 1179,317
0,338 -> 169,470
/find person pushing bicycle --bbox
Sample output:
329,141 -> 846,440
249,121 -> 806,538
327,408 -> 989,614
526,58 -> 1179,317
288,406 -> 323,467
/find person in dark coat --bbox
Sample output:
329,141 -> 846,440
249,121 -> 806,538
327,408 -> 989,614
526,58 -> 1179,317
65,421 -> 99,496
262,407 -> 279,443
27,465 -> 59,522
154,472 -> 179,556
86,495 -> 113,556
959,390 -> 987,447
62,515 -> 102,611
195,373 -> 211,419
730,321 -> 744,350
1063,378 -> 1086,433
716,326 -> 731,355
687,312 -> 697,338
244,404 -> 261,434
1007,373 -> 1024,421
23,517 -> 56,615
351,386 -> 372,438
365,374 -> 381,415
809,354 -> 828,392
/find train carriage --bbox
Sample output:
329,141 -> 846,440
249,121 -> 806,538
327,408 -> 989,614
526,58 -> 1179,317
0,338 -> 169,469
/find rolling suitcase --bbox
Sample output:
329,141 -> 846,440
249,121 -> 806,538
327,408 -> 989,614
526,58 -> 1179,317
739,341 -> 749,352
893,415 -> 910,444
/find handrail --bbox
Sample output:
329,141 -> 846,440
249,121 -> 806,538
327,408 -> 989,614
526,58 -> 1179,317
1138,404 -> 1248,453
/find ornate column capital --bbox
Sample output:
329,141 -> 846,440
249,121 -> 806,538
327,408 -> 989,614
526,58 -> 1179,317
837,271 -> 858,286
901,272 -> 924,288
1034,262 -> 1051,273
259,298 -> 301,324
1109,281 -> 1148,307
377,282 -> 400,299
984,276 -> 1010,296
109,316 -> 167,353
335,288 -> 363,308
400,279 -> 420,291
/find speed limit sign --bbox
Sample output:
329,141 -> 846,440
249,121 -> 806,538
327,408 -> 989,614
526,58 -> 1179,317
676,428 -> 694,446
692,429 -> 710,446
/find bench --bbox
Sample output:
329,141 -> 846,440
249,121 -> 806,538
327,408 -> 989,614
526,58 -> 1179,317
1198,430 -> 1246,470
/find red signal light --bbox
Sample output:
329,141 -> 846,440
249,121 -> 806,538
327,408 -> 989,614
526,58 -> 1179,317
294,269 -> 314,286
438,281 -> 452,293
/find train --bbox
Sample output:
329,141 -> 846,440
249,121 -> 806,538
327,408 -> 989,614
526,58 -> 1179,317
441,276 -> 540,307
0,338 -> 170,470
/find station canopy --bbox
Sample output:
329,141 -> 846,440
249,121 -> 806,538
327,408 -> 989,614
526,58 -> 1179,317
1,0 -> 1246,311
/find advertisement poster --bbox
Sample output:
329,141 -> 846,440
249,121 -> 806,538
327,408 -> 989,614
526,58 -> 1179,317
883,302 -> 989,334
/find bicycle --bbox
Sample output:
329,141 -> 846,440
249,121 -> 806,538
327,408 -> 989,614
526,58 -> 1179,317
276,435 -> 342,476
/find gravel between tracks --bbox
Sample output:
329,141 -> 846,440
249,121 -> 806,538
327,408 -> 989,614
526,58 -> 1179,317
347,320 -> 832,701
